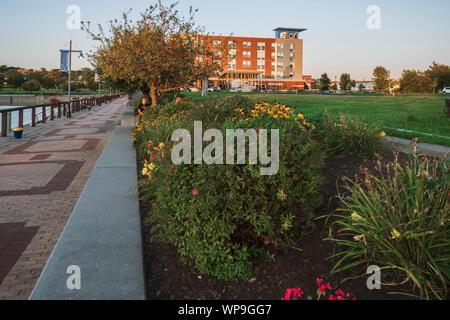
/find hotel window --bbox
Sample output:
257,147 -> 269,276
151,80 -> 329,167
290,44 -> 294,50
229,49 -> 236,59
271,62 -> 275,68
243,41 -> 251,48
257,51 -> 265,59
277,43 -> 284,49
257,61 -> 265,71
271,43 -> 275,49
257,42 -> 265,50
271,52 -> 275,59
228,40 -> 236,48
243,51 -> 251,58
213,40 -> 222,47
228,59 -> 236,70
242,60 -> 251,67
277,53 -> 284,58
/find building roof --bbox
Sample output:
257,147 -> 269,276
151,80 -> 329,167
273,27 -> 307,33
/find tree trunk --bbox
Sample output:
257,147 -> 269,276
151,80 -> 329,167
201,79 -> 208,97
149,85 -> 158,106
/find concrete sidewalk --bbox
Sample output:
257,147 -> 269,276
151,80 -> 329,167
0,97 -> 127,299
30,125 -> 145,300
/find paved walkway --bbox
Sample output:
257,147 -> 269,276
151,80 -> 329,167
0,97 -> 128,299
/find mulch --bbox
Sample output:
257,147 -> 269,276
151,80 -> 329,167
138,149 -> 416,300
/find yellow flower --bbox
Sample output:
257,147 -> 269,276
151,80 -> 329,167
353,234 -> 365,241
380,131 -> 386,137
351,212 -> 363,221
297,113 -> 304,119
149,163 -> 156,170
158,142 -> 165,148
142,167 -> 148,175
391,228 -> 401,239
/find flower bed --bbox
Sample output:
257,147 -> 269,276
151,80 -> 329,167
133,95 -> 449,300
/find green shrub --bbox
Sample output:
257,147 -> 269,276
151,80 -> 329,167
320,112 -> 385,159
135,96 -> 325,280
327,146 -> 449,299
147,130 -> 324,280
21,80 -> 41,91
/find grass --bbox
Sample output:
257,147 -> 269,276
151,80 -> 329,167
185,92 -> 450,147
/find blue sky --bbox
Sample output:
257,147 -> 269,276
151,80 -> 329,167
0,0 -> 449,79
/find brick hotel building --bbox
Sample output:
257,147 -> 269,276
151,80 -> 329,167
207,27 -> 308,91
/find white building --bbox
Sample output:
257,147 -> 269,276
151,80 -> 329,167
352,80 -> 375,92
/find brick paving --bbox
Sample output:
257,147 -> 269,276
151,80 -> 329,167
0,97 -> 128,299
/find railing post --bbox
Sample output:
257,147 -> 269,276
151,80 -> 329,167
42,106 -> 46,124
50,105 -> 54,120
32,107 -> 36,127
58,104 -> 61,118
1,111 -> 7,137
67,102 -> 71,118
19,109 -> 23,128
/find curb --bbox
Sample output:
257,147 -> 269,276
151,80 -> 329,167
383,136 -> 450,159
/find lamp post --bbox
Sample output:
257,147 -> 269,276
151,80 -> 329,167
64,40 -> 83,103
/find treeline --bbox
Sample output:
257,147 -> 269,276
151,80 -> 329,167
374,62 -> 450,94
310,61 -> 450,94
0,65 -> 99,92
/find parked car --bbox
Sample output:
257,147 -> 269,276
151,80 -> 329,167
230,87 -> 240,92
441,87 -> 450,95
207,86 -> 222,92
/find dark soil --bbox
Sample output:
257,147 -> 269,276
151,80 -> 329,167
138,149 -> 416,300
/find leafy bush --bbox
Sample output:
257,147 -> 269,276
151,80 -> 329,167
320,112 -> 385,159
21,80 -> 41,91
147,130 -> 324,280
136,98 -> 325,280
328,144 -> 449,299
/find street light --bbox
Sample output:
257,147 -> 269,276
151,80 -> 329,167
61,40 -> 83,103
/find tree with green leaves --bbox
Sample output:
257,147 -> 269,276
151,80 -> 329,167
82,1 -> 226,105
358,83 -> 365,92
400,70 -> 433,94
320,73 -> 331,91
425,61 -> 450,94
373,66 -> 390,93
340,73 -> 352,92
5,70 -> 25,89
22,79 -> 41,91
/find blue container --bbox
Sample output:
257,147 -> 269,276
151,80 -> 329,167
13,128 -> 23,139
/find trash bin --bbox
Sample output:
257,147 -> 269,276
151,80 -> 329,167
13,127 -> 23,139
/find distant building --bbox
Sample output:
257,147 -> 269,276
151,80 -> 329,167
352,80 -> 375,92
206,27 -> 308,91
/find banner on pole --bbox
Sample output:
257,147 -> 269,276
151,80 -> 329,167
60,50 -> 69,72
94,73 -> 99,82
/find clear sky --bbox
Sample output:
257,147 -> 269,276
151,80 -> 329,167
0,0 -> 449,80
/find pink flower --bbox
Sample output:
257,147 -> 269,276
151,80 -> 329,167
335,289 -> 344,296
192,188 -> 199,195
281,288 -> 303,300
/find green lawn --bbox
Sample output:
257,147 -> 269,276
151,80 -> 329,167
185,92 -> 450,147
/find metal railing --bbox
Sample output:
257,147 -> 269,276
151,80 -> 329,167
1,94 -> 121,137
